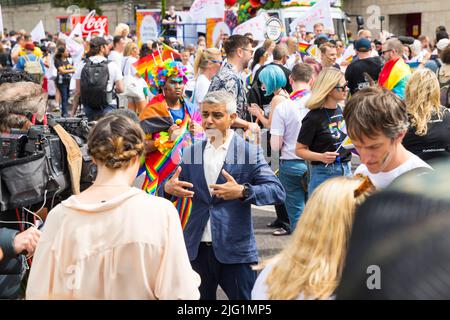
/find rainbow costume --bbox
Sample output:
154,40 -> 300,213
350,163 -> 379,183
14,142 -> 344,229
138,58 -> 203,228
378,57 -> 411,99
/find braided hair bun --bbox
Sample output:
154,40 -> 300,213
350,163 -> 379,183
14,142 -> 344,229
88,115 -> 145,169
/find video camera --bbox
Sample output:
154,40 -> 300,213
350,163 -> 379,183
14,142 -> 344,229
0,116 -> 96,212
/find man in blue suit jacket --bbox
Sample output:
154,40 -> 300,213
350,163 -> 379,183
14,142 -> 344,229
165,91 -> 285,300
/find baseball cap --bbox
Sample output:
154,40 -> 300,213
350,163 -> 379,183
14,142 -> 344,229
354,38 -> 372,52
316,33 -> 330,41
436,38 -> 450,51
90,37 -> 108,48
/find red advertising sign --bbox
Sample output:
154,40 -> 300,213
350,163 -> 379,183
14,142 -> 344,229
71,10 -> 109,37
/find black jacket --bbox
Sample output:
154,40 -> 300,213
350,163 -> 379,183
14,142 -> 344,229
0,228 -> 24,299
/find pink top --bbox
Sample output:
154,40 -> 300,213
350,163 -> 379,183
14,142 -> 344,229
26,187 -> 200,300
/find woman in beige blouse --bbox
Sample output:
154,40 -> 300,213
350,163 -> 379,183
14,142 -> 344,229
26,114 -> 200,300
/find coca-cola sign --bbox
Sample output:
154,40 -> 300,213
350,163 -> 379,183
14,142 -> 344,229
71,10 -> 109,38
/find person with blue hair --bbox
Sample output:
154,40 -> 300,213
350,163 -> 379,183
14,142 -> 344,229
248,64 -> 289,128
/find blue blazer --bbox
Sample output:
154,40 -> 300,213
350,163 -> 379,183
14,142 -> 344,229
178,133 -> 286,264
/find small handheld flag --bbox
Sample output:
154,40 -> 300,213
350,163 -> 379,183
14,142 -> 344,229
298,42 -> 311,54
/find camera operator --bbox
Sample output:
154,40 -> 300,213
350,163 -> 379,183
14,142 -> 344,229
0,69 -> 47,131
0,227 -> 41,299
0,69 -> 48,298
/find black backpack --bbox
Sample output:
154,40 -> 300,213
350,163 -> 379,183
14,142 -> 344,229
80,60 -> 110,110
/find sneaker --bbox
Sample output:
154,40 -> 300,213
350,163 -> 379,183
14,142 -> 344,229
272,228 -> 291,236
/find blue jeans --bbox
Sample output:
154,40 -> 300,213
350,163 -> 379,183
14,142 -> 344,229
278,159 -> 308,232
308,162 -> 352,196
57,82 -> 70,117
84,104 -> 117,122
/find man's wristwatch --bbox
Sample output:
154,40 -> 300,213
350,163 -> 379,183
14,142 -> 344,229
241,183 -> 251,200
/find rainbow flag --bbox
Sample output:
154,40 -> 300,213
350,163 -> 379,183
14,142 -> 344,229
161,43 -> 182,61
378,57 -> 411,99
133,51 -> 161,78
298,42 -> 311,54
173,197 -> 193,230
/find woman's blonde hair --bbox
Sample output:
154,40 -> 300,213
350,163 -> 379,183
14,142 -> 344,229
114,23 -> 130,37
405,68 -> 444,136
306,68 -> 344,110
193,47 -> 221,78
258,176 -> 373,300
124,42 -> 138,57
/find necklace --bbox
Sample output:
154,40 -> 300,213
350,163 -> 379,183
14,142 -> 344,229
91,184 -> 131,188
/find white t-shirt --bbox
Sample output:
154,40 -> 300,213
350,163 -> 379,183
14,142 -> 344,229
108,50 -> 124,71
201,130 -> 234,242
285,54 -> 297,70
354,153 -> 431,189
122,56 -> 138,76
73,56 -> 124,106
193,74 -> 211,105
270,93 -> 311,160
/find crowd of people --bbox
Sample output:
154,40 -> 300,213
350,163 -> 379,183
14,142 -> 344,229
1,18 -> 450,300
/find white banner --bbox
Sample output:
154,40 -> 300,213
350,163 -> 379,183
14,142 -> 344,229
233,14 -> 268,41
58,32 -> 84,65
289,0 -> 334,34
0,6 -> 3,36
189,0 -> 224,23
31,20 -> 46,42
69,23 -> 82,38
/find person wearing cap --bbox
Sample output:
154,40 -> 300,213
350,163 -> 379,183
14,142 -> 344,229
15,42 -> 45,75
73,37 -> 124,120
345,37 -> 383,95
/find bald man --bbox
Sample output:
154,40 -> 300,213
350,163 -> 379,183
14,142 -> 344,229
285,36 -> 301,70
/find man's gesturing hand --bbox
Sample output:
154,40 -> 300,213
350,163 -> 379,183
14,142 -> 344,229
210,169 -> 245,201
164,167 -> 195,197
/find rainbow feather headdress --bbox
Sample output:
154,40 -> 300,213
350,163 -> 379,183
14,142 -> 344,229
147,59 -> 189,95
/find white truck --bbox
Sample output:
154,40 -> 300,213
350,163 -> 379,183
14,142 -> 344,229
244,0 -> 348,42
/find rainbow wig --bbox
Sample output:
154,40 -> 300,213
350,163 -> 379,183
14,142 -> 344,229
147,59 -> 189,95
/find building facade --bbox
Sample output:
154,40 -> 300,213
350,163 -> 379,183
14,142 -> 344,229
344,0 -> 450,41
0,0 -> 192,35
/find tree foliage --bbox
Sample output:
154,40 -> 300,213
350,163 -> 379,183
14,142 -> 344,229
52,0 -> 103,15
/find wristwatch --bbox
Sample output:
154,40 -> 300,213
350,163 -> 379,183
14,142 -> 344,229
241,183 -> 251,200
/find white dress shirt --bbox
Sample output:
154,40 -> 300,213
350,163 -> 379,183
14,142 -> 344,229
200,130 -> 234,242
